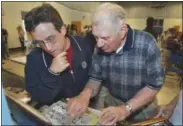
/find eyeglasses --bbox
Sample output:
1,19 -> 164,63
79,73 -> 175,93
35,35 -> 57,48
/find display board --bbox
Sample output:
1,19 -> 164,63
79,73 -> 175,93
39,100 -> 101,125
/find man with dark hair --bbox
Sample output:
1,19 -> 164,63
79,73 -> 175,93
144,17 -> 158,40
24,4 -> 93,105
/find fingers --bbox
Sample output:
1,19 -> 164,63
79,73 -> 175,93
62,63 -> 70,69
56,52 -> 67,57
51,51 -> 70,73
55,52 -> 68,64
67,99 -> 77,116
57,53 -> 69,69
73,103 -> 83,117
100,108 -> 111,121
105,118 -> 117,126
100,107 -> 118,125
67,98 -> 85,118
101,113 -> 116,125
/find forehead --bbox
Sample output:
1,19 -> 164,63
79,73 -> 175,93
32,23 -> 57,40
92,24 -> 116,38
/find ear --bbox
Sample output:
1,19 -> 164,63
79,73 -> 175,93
60,26 -> 66,36
120,24 -> 127,38
121,24 -> 127,32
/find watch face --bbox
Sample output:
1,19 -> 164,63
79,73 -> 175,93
125,103 -> 132,113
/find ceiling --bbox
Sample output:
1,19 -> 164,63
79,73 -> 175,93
58,2 -> 173,13
58,2 -> 102,13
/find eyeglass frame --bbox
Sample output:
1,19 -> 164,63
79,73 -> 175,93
35,34 -> 57,48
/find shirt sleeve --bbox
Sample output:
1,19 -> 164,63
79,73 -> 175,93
89,50 -> 103,82
145,39 -> 165,90
25,53 -> 64,104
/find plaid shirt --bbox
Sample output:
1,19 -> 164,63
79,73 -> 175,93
89,25 -> 164,102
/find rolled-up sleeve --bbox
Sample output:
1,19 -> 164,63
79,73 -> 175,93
145,40 -> 165,90
89,52 -> 103,82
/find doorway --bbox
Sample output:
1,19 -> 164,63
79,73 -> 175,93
71,21 -> 82,33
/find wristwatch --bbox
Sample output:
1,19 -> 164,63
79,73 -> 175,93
124,102 -> 133,114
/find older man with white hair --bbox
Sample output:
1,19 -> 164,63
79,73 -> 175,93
67,3 -> 164,125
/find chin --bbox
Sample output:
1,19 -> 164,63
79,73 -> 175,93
104,49 -> 112,53
52,52 -> 59,57
47,51 -> 57,57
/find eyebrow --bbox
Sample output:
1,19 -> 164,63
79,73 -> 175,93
101,36 -> 109,39
45,35 -> 55,41
35,35 -> 55,43
94,35 -> 109,39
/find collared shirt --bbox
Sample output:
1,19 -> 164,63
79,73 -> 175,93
25,35 -> 93,104
116,39 -> 125,54
89,25 -> 164,102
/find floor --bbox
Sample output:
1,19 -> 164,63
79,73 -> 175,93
2,48 -> 182,106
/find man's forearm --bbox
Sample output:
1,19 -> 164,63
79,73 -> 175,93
127,87 -> 158,112
79,79 -> 101,99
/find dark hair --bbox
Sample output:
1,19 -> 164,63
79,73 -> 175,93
24,4 -> 64,33
146,17 -> 154,27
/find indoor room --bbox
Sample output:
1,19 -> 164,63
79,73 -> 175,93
1,1 -> 182,125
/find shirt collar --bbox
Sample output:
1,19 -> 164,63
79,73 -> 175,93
117,24 -> 134,54
116,39 -> 125,54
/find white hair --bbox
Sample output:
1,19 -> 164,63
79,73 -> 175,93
92,2 -> 126,33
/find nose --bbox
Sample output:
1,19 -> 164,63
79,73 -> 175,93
97,39 -> 105,48
44,42 -> 52,51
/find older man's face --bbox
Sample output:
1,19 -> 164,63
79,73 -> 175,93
92,24 -> 125,53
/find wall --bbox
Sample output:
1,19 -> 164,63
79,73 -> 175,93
2,2 -> 182,48
44,2 -> 93,30
2,2 -> 42,48
2,2 -> 92,48
163,2 -> 182,31
123,2 -> 182,31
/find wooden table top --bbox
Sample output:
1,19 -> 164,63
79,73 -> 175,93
2,60 -> 25,77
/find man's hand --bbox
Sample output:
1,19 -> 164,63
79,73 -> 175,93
49,52 -> 70,73
100,105 -> 130,125
154,105 -> 174,119
66,95 -> 90,118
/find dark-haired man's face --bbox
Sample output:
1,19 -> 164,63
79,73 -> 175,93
32,23 -> 66,57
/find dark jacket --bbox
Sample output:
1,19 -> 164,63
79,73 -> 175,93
85,31 -> 96,52
25,35 -> 93,105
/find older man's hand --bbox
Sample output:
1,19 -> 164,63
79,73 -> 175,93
100,105 -> 130,125
66,95 -> 89,118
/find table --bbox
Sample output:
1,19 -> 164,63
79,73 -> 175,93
10,56 -> 26,65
